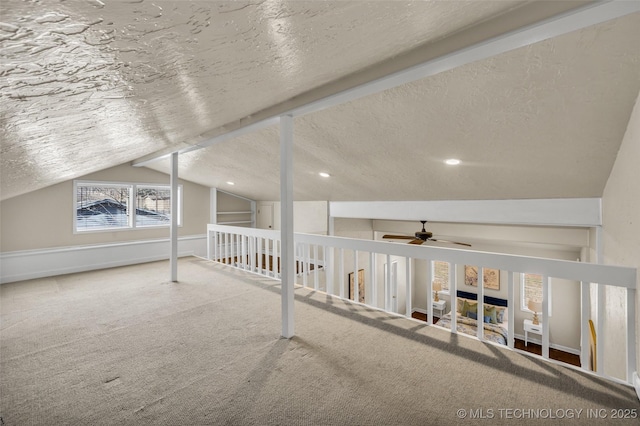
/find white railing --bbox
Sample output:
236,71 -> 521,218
207,223 -> 637,385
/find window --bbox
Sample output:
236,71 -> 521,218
432,260 -> 450,292
75,181 -> 182,232
521,273 -> 552,314
136,185 -> 174,227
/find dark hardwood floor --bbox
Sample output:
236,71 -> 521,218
410,311 -> 580,367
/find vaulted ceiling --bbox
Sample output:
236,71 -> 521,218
2,1 -> 639,202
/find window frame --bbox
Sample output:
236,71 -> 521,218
135,184 -> 182,229
431,260 -> 450,295
74,180 -> 182,234
520,272 -> 552,316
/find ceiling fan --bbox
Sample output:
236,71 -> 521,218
382,221 -> 472,247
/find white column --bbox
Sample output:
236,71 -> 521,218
280,115 -> 295,338
542,274 -> 550,359
426,260 -> 432,325
595,225 -> 604,375
626,288 -> 636,384
405,258 -> 412,319
507,271 -> 515,349
327,216 -> 335,295
170,152 -> 179,282
580,280 -> 590,369
450,263 -> 457,333
477,267 -> 484,340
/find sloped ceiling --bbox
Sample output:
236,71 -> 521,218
1,1 -> 639,203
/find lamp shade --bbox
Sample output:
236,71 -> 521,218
433,281 -> 442,292
528,299 -> 542,313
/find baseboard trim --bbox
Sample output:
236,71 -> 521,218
0,235 -> 207,284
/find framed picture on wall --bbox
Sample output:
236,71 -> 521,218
465,265 -> 500,290
348,269 -> 365,303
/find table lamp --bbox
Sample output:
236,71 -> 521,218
433,281 -> 442,302
528,299 -> 543,325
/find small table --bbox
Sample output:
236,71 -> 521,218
524,318 -> 543,346
432,299 -> 446,318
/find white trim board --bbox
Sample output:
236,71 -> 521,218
330,199 -> 602,227
0,235 -> 207,284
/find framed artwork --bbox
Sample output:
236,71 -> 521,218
465,265 -> 500,290
348,269 -> 365,303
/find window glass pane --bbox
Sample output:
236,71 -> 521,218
433,261 -> 449,291
136,186 -> 171,227
76,185 -> 131,230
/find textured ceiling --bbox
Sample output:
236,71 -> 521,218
146,11 -> 640,202
1,1 -> 639,203
0,0 -> 524,200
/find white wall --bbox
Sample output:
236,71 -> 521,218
0,163 -> 210,252
258,201 -> 328,234
602,90 -> 640,380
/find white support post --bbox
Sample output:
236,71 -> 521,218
327,216 -> 335,295
303,244 -> 308,288
258,237 -> 263,274
450,262 -> 457,333
405,258 -> 412,319
321,245 -> 327,292
595,225 -> 604,376
627,288 -> 636,384
339,248 -> 345,298
210,188 -> 218,224
370,252 -> 376,308
307,245 -> 312,284
385,254 -> 392,312
354,250 -> 359,302
477,267 -> 485,341
314,245 -> 319,290
245,236 -> 250,270
170,152 -> 178,282
580,280 -> 590,369
507,271 -> 515,349
225,233 -> 229,265
542,274 -> 550,359
427,260 -> 433,325
596,282 -> 605,376
251,236 -> 254,270
231,234 -> 236,266
280,114 -> 295,339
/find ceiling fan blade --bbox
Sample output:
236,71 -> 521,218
408,239 -> 425,245
429,238 -> 472,247
382,235 -> 415,240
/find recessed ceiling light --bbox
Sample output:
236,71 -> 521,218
319,172 -> 330,178
445,159 -> 461,165
226,181 -> 235,185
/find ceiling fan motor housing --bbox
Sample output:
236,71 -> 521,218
416,231 -> 433,240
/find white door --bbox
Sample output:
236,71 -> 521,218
257,203 -> 274,229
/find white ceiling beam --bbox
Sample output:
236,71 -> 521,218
329,198 -> 602,227
132,1 -> 640,167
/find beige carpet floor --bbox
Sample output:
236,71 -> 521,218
1,257 -> 638,425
